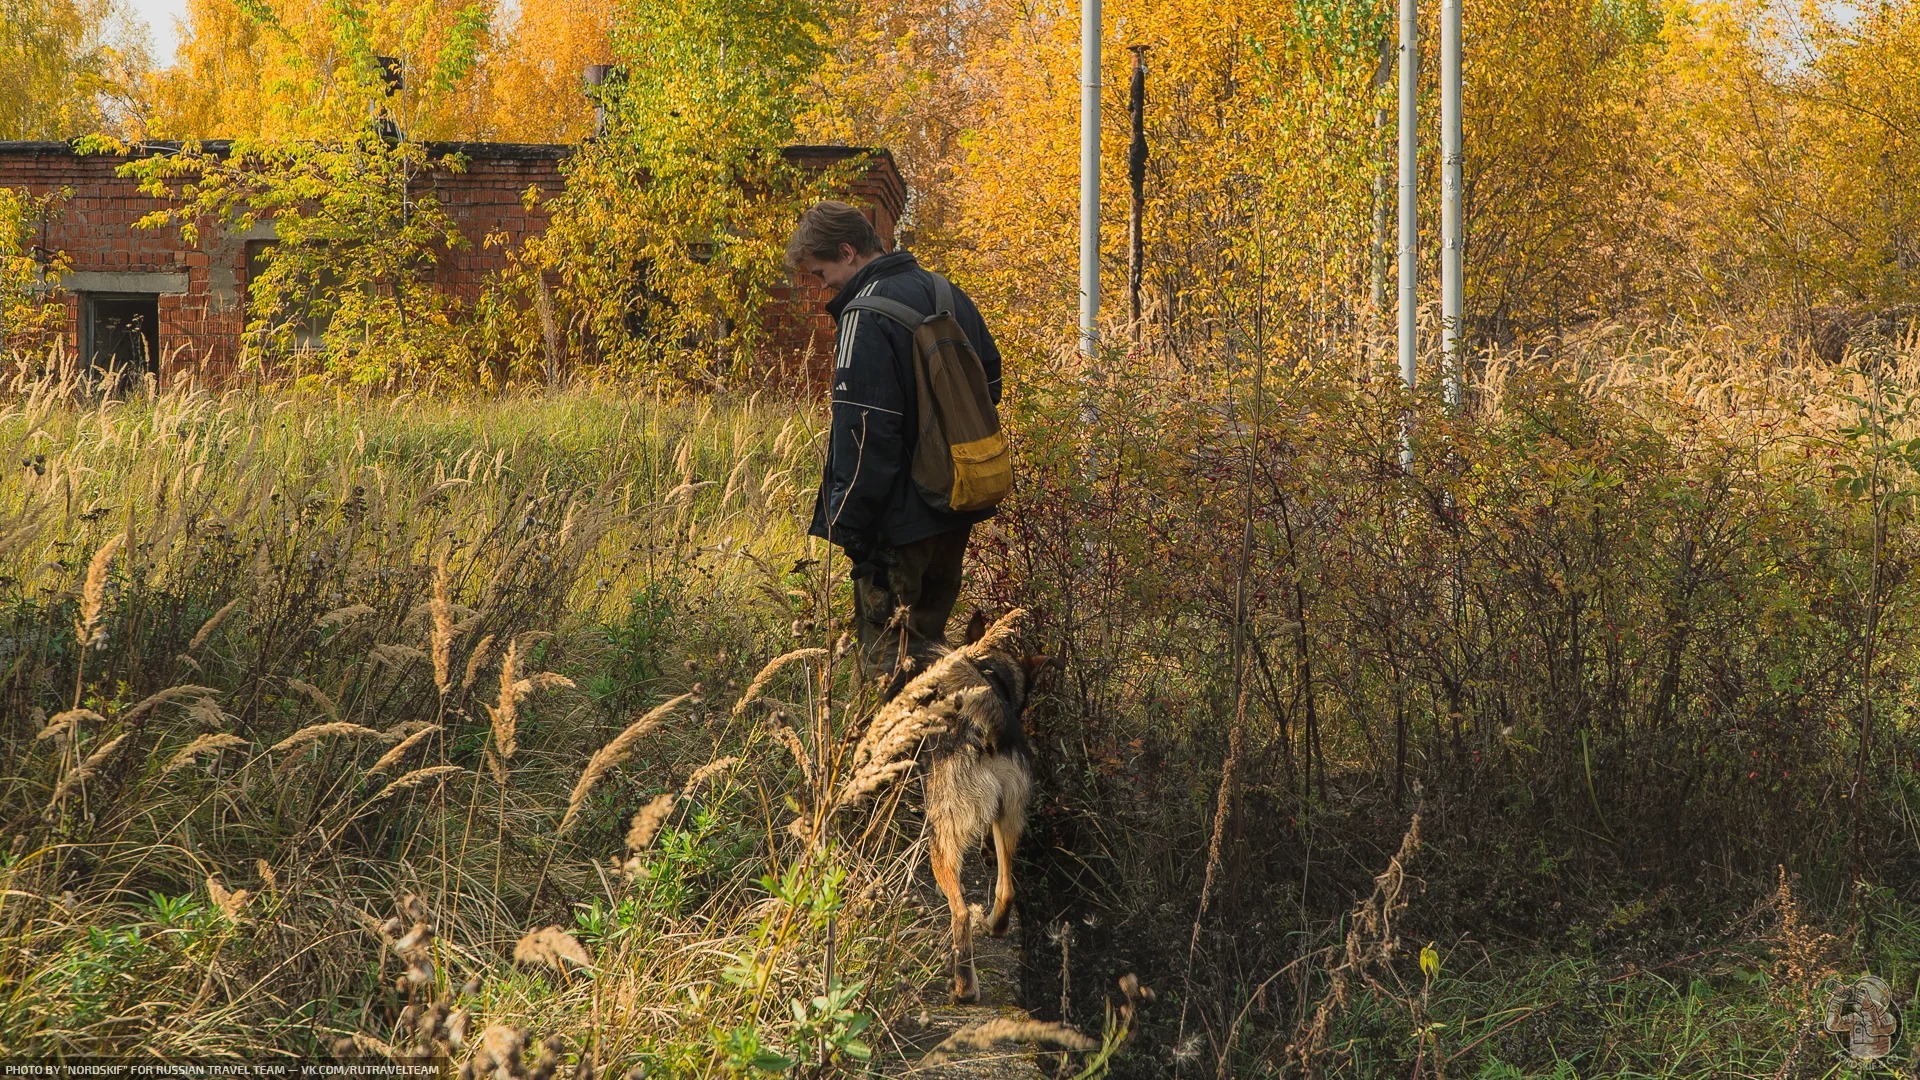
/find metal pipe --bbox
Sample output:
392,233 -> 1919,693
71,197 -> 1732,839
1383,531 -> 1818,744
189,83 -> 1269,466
1079,0 -> 1101,361
1441,0 -> 1463,409
1396,0 -> 1418,464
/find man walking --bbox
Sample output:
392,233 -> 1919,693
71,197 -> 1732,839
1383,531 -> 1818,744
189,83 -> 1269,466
786,200 -> 1003,683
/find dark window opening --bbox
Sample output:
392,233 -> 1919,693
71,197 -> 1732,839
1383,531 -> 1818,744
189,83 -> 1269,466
82,294 -> 159,376
245,239 -> 339,348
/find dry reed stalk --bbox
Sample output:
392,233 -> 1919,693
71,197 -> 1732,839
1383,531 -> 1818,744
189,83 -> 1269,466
1189,687 -> 1248,960
370,644 -> 428,669
918,1018 -> 1097,1067
624,794 -> 677,856
76,532 -> 125,647
382,718 -> 435,740
161,733 -> 249,776
186,695 -> 224,728
490,639 -> 522,760
420,477 -> 471,503
337,1033 -> 400,1059
514,672 -> 575,697
513,927 -> 592,973
269,721 -> 390,754
121,684 -> 217,725
681,756 -> 741,797
848,610 -> 1028,773
316,603 -> 376,630
372,765 -> 467,801
188,598 -> 240,651
462,633 -> 497,690
369,725 -> 441,774
720,456 -> 749,506
206,875 -> 250,920
558,692 -> 695,833
1288,812 -> 1422,1069
40,708 -> 102,742
771,721 -> 815,789
830,759 -> 919,813
731,648 -> 827,720
663,480 -> 712,502
834,686 -> 988,812
46,731 -> 132,806
286,679 -> 339,719
431,557 -> 456,694
469,1023 -> 526,1079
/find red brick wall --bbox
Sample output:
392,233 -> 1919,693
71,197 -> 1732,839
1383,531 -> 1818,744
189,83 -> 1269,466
0,141 -> 906,388
0,145 -> 248,380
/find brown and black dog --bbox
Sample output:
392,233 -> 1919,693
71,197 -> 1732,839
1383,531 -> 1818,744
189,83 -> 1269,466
877,607 -> 1051,1002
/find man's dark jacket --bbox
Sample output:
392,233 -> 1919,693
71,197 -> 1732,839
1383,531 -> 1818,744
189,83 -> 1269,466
807,250 -> 1003,557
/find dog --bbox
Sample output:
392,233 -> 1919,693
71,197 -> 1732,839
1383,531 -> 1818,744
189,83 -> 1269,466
876,607 -> 1051,1003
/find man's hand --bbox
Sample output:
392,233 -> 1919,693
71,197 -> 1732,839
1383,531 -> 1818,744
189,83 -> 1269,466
845,544 -> 883,582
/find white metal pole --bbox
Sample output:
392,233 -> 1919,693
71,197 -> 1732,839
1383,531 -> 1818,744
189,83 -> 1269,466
1441,0 -> 1463,409
1079,0 -> 1101,361
1397,0 -> 1418,464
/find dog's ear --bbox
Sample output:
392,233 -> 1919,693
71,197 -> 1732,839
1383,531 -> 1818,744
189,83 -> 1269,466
964,609 -> 989,646
1019,653 -> 1060,683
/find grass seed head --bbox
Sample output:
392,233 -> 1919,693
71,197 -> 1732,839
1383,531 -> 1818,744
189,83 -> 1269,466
559,692 -> 695,833
77,532 -> 125,647
622,793 -> 677,871
286,679 -> 339,719
431,556 -> 456,694
46,731 -> 133,807
188,598 -> 240,652
40,708 -> 102,742
372,764 -> 467,801
680,755 -> 741,797
513,926 -> 592,975
160,733 -> 248,776
316,603 -> 376,631
368,725 -> 441,774
731,647 -> 827,719
371,643 -> 428,670
462,633 -> 497,690
206,876 -> 250,921
469,1023 -> 526,1080
395,922 -> 433,954
491,638 -> 522,760
269,722 -> 387,754
121,684 -> 217,725
919,1018 -> 1098,1066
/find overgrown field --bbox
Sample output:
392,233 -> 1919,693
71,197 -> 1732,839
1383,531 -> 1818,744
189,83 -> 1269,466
10,325 -> 1920,1076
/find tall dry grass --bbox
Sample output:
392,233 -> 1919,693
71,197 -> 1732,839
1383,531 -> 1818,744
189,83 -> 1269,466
0,365 -> 975,1072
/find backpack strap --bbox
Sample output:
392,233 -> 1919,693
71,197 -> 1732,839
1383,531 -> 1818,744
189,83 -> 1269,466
842,271 -> 959,327
842,294 -> 926,329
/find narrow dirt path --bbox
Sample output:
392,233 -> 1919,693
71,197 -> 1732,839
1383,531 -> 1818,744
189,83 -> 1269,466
878,865 -> 1050,1078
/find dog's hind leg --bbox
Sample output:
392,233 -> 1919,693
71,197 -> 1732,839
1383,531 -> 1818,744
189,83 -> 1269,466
986,811 -> 1022,937
930,830 -> 977,1003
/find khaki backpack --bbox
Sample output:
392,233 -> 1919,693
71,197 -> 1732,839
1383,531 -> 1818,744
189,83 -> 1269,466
843,273 -> 1013,513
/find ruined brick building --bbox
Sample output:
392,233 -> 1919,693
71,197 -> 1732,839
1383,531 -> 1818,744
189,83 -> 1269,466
0,140 -> 904,388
